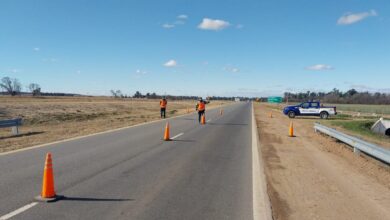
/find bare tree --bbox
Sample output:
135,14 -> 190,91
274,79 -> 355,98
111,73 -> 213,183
110,90 -> 116,97
110,89 -> 123,98
116,90 -> 123,98
28,83 -> 41,96
0,77 -> 22,96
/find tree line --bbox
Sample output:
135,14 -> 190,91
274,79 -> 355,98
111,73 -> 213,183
0,76 -> 81,97
4,76 -> 388,104
284,88 -> 390,104
111,90 -> 241,101
0,76 -> 42,96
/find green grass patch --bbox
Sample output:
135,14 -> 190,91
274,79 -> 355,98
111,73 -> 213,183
330,113 -> 351,120
325,119 -> 389,142
326,104 -> 390,115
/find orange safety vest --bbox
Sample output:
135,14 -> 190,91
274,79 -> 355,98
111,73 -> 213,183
198,101 -> 205,111
160,100 -> 167,108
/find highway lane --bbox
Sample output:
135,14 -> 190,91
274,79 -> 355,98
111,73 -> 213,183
0,102 -> 261,219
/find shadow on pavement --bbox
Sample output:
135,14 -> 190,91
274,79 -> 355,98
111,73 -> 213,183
172,139 -> 196,143
62,196 -> 134,202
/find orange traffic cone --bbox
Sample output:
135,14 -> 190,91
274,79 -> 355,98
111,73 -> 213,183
36,153 -> 62,202
163,122 -> 170,141
289,122 -> 294,137
201,115 -> 206,125
269,112 -> 273,118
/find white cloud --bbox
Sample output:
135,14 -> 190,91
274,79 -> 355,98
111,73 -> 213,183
163,14 -> 188,28
224,66 -> 240,73
162,23 -> 175,29
134,69 -> 148,79
337,10 -> 377,25
9,69 -> 21,73
164,59 -> 177,67
135,69 -> 147,75
177,14 -> 188,19
231,68 -> 239,73
33,47 -> 40,51
305,64 -> 334,71
198,18 -> 230,31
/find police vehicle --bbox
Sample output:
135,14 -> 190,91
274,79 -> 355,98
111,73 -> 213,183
283,101 -> 337,119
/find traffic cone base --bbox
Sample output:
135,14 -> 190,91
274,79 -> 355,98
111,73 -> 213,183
164,122 -> 171,141
35,194 -> 64,203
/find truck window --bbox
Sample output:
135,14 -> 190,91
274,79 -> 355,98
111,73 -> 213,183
301,102 -> 310,108
311,102 -> 319,108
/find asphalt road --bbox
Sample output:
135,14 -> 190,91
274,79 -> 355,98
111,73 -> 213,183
0,102 -> 263,220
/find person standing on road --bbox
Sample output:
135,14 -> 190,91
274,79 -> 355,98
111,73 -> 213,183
160,98 -> 167,118
196,98 -> 206,123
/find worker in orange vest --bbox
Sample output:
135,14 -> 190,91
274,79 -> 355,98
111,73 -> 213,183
196,98 -> 207,123
160,98 -> 167,118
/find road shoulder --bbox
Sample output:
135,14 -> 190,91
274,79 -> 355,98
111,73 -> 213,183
251,103 -> 273,220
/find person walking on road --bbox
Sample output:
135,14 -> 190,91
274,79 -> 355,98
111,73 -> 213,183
160,98 -> 167,118
196,98 -> 206,123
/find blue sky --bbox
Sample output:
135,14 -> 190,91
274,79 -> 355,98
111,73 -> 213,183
1,0 -> 389,97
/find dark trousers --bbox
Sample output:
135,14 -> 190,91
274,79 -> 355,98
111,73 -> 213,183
160,108 -> 166,118
198,110 -> 205,122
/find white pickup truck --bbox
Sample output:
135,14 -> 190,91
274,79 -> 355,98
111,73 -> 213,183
283,101 -> 337,119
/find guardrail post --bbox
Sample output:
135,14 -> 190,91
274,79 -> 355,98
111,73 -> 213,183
353,147 -> 360,155
12,126 -> 19,135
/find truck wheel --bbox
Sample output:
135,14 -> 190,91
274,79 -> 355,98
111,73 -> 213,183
320,112 -> 329,119
288,111 -> 296,118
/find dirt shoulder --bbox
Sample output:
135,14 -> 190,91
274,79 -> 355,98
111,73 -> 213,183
0,96 -> 229,153
254,103 -> 390,220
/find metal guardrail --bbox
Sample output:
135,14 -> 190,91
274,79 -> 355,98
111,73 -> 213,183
314,123 -> 390,164
0,118 -> 22,128
0,118 -> 22,135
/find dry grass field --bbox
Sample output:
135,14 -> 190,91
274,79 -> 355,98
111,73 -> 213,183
0,96 -> 230,153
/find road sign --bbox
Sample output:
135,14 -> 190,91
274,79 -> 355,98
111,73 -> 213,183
267,96 -> 282,103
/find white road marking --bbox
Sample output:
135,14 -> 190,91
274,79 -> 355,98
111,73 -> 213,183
171,133 -> 184,140
0,202 -> 38,220
206,119 -> 211,122
251,103 -> 272,220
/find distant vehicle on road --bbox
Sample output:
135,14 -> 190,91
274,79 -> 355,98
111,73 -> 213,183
283,101 -> 337,119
